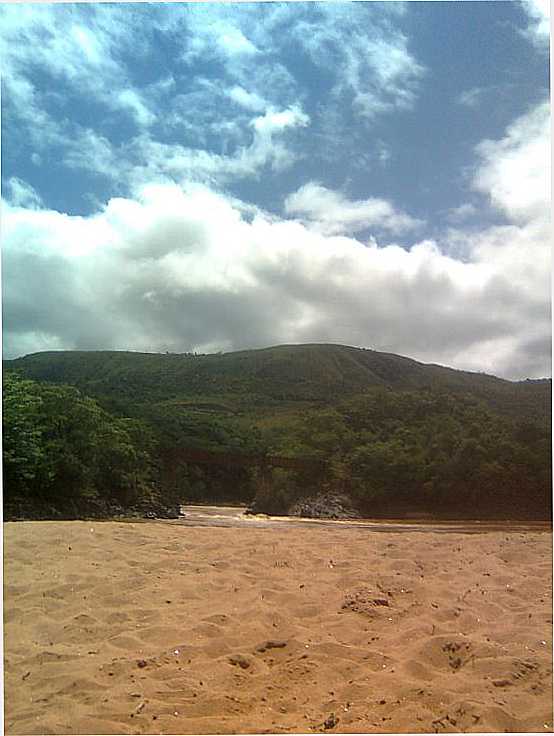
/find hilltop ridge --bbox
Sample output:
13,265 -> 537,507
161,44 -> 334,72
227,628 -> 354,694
5,343 -> 550,425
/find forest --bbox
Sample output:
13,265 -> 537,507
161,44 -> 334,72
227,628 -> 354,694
3,373 -> 179,519
3,344 -> 552,520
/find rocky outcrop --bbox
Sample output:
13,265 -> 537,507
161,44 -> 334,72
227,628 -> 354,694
4,495 -> 181,522
288,492 -> 360,520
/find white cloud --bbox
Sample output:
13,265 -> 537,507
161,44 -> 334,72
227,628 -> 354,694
376,141 -> 392,166
457,87 -> 486,108
180,11 -> 260,63
1,67 -> 63,150
472,101 -> 550,223
217,27 -> 259,56
0,4 -> 312,193
70,24 -> 105,67
289,5 -> 425,121
63,129 -> 121,179
447,203 -> 477,223
284,183 -> 423,236
4,178 -> 43,209
0,2 -> 427,206
0,4 -> 157,144
1,6 -> 549,380
227,86 -> 268,113
520,0 -> 550,46
251,107 -> 307,135
442,99 -> 551,377
3,100 -> 549,378
3,166 -> 549,379
179,3 -> 424,141
61,105 -> 310,189
117,89 -> 156,128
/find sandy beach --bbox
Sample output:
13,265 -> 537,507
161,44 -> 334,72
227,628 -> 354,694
3,509 -> 552,734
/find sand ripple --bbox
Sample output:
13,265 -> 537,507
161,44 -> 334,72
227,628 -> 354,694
4,518 -> 552,734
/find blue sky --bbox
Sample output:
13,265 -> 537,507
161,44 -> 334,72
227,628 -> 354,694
1,1 -> 550,378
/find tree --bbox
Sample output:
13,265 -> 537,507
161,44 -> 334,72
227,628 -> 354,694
3,372 -> 160,516
2,373 -> 48,495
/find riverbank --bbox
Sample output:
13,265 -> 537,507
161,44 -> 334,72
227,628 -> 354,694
4,517 -> 552,734
3,495 -> 182,522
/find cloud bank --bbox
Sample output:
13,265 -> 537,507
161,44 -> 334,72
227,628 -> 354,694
1,5 -> 549,381
3,101 -> 550,380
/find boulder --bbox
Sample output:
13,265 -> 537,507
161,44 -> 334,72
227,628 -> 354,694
288,492 -> 359,520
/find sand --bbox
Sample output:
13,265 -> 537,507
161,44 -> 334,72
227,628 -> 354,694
3,513 -> 553,735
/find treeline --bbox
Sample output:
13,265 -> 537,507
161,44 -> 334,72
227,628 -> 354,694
3,373 -> 551,520
251,389 -> 552,519
2,372 -> 180,519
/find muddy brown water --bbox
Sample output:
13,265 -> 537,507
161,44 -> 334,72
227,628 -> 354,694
170,504 -> 551,534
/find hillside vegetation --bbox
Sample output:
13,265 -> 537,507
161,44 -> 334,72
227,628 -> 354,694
5,344 -> 550,421
4,344 -> 551,520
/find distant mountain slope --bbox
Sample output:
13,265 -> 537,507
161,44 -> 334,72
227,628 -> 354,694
4,343 -> 551,425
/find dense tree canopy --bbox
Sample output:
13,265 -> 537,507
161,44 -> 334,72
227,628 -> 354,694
3,372 -> 170,518
254,388 -> 552,518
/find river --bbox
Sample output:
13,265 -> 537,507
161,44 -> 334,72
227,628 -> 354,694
168,504 -> 551,534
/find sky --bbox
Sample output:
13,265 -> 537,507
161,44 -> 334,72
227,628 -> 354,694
1,0 -> 550,379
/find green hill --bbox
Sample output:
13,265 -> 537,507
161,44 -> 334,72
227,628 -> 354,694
4,344 -> 551,520
4,343 -> 550,424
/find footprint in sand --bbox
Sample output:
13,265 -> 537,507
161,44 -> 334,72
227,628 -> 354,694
104,611 -> 131,624
203,614 -> 233,625
137,625 -> 185,648
106,634 -> 144,650
191,622 -> 227,639
415,634 -> 507,680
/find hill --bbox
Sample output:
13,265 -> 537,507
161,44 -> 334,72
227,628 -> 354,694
4,345 -> 551,521
4,343 -> 551,425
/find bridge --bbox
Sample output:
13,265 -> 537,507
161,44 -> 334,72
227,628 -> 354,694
161,446 -> 323,471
